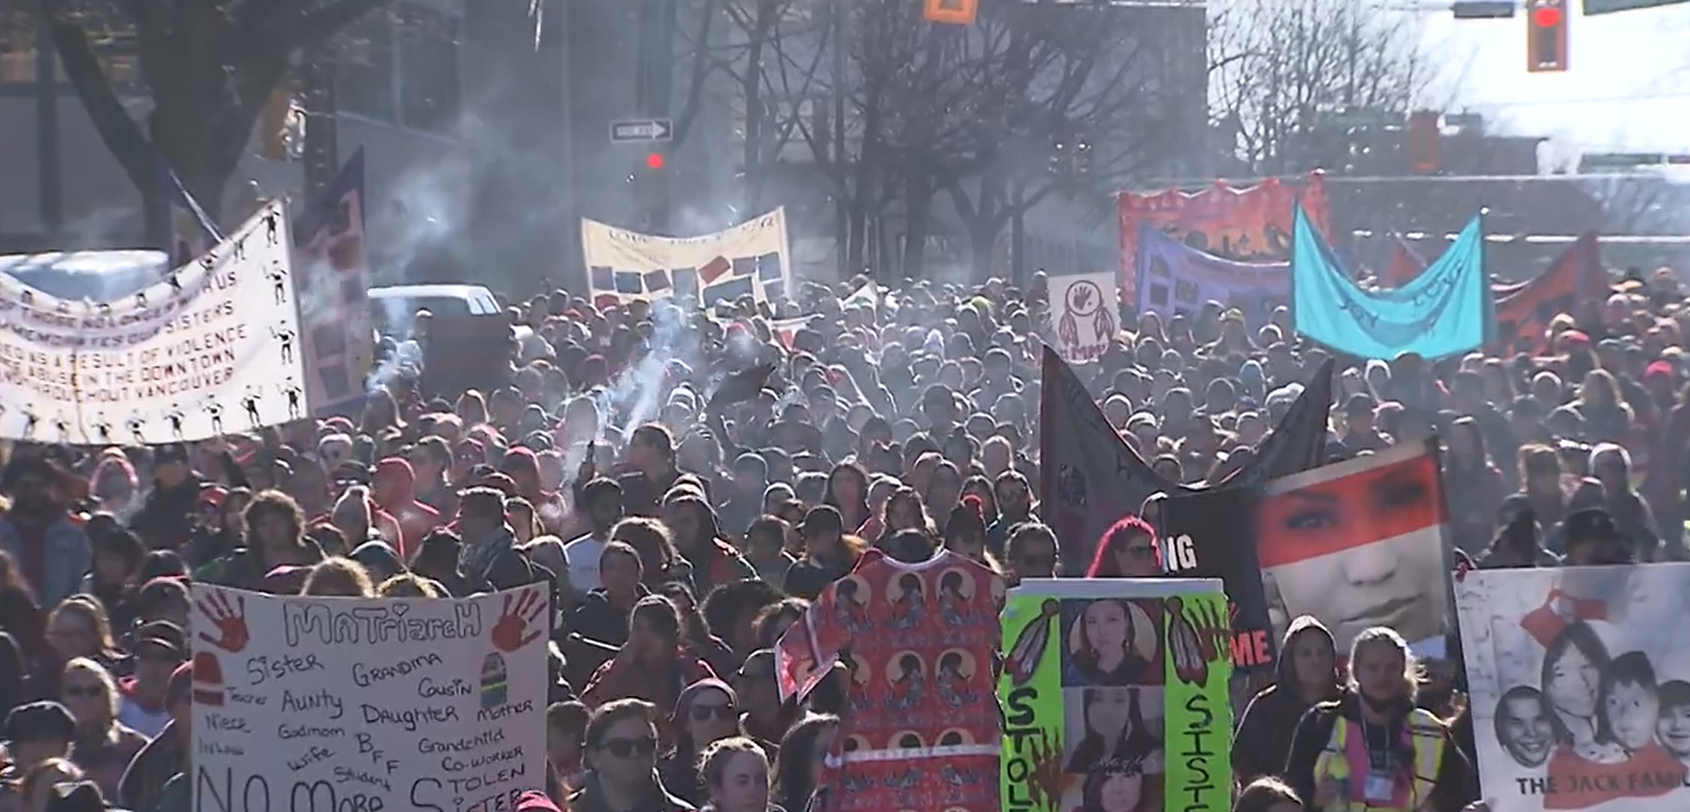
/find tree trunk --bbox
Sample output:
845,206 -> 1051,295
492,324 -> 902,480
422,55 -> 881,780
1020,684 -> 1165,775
901,169 -> 932,280
44,0 -> 310,242
967,219 -> 1000,280
43,12 -> 162,240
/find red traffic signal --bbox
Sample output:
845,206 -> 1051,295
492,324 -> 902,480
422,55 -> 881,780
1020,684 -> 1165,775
645,152 -> 666,170
1527,0 -> 1568,72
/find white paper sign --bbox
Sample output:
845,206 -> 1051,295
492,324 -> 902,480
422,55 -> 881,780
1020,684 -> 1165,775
582,208 -> 792,306
189,584 -> 550,812
0,200 -> 307,444
1047,272 -> 1120,362
1456,563 -> 1690,812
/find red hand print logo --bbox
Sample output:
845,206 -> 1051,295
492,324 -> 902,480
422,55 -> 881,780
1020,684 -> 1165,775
490,588 -> 546,653
196,590 -> 250,654
1167,596 -> 1225,686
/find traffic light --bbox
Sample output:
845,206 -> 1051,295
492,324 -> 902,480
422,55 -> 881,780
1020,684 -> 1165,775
1526,0 -> 1568,73
923,0 -> 978,25
645,152 -> 666,170
1406,111 -> 1441,173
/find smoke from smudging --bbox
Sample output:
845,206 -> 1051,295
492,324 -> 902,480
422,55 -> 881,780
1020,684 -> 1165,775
365,293 -> 422,395
669,205 -> 739,242
556,300 -> 708,489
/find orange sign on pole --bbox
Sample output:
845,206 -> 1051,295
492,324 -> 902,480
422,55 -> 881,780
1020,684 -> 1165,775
924,0 -> 978,24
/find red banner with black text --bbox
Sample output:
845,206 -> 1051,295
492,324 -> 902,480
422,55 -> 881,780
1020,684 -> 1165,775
1116,172 -> 1333,298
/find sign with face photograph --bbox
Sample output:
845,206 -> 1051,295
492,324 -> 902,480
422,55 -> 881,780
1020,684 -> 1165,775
999,578 -> 1231,812
1255,438 -> 1454,660
1457,563 -> 1690,812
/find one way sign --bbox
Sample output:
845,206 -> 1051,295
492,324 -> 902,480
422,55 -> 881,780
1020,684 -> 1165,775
609,119 -> 674,143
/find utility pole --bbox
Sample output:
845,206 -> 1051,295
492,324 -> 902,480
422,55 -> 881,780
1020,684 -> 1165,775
634,0 -> 675,232
34,18 -> 62,238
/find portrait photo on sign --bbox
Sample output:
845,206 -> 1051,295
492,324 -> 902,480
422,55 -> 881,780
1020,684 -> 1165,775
1456,564 -> 1690,812
1061,598 -> 1162,687
1059,756 -> 1163,812
1255,440 -> 1451,659
1062,685 -> 1165,776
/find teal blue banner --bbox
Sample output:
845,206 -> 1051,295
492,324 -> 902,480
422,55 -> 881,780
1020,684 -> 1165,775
1291,206 -> 1493,360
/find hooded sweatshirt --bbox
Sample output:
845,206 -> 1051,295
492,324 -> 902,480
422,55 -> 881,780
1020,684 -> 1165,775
373,458 -> 442,559
1231,615 -> 1339,783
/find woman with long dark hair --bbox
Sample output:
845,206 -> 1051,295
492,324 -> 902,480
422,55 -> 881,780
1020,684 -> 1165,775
657,583 -> 738,680
1541,620 -> 1618,764
44,597 -> 128,688
1064,599 -> 1153,687
822,463 -> 871,534
1065,687 -> 1162,774
1515,445 -> 1568,541
772,714 -> 838,812
660,679 -> 746,805
1077,758 -> 1157,812
1442,418 -> 1506,553
580,596 -> 716,745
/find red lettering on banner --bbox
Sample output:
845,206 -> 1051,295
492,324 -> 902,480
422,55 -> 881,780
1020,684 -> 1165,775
1230,630 -> 1271,668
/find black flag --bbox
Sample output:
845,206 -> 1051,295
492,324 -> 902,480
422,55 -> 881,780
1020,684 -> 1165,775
1039,346 -> 1334,568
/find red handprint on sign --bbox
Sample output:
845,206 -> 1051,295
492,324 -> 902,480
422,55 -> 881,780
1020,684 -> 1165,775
491,588 -> 546,653
196,590 -> 250,653
1166,596 -> 1226,686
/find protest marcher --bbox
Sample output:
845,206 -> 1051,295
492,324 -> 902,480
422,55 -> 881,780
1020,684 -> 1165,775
569,699 -> 694,812
1285,627 -> 1478,811
0,188 -> 1683,812
1233,615 -> 1341,785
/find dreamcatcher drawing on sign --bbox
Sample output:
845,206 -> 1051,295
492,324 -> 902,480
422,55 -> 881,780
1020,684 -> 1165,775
1058,279 -> 1115,354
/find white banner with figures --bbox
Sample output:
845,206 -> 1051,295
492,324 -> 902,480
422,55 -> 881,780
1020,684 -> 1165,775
1048,272 -> 1119,362
189,584 -> 550,812
1456,563 -> 1690,812
0,201 -> 306,444
583,208 -> 792,307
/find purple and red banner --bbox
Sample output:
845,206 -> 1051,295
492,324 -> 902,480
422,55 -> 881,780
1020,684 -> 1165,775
1117,172 -> 1332,298
1135,226 -> 1287,326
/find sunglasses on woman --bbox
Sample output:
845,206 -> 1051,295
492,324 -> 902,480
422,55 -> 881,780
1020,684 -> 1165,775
63,684 -> 103,698
599,736 -> 657,758
689,703 -> 737,722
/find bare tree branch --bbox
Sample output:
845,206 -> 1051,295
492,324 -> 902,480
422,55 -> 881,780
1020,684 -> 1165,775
1208,0 -> 1442,175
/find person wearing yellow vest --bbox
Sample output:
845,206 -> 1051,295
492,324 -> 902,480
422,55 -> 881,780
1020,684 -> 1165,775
1285,626 -> 1477,812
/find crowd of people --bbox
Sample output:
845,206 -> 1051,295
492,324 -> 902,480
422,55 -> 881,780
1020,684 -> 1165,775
0,264 -> 1685,812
